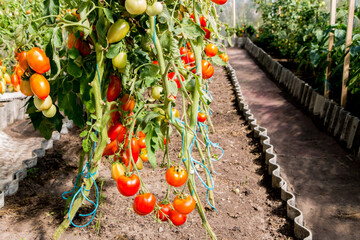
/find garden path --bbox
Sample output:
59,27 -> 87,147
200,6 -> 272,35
228,47 -> 360,240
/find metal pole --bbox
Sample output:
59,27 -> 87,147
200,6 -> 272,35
324,0 -> 337,98
232,0 -> 236,30
340,0 -> 355,107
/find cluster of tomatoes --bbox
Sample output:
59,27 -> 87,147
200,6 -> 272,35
14,47 -> 57,117
0,62 -> 11,94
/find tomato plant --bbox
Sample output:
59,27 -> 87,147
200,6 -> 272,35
16,0 -> 230,238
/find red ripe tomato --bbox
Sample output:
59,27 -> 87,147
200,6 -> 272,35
133,193 -> 156,215
165,166 -> 188,187
156,203 -> 171,221
182,51 -> 195,64
139,131 -> 146,138
29,73 -> 50,100
108,122 -> 127,142
11,74 -> 20,88
110,105 -> 121,123
168,72 -> 184,89
203,65 -> 214,79
199,16 -> 207,27
67,33 -> 76,49
126,137 -> 140,163
153,60 -> 158,65
197,112 -> 207,122
18,51 -> 28,70
169,209 -> 187,226
201,60 -> 214,79
190,14 -> 206,27
186,41 -> 191,50
138,137 -> 146,148
205,44 -> 218,57
107,75 -> 122,102
78,40 -> 91,57
179,47 -> 188,55
173,194 -> 196,215
117,174 -> 140,197
211,0 -> 227,5
26,47 -> 50,74
120,94 -> 135,112
102,139 -> 119,156
115,151 -> 133,171
202,27 -> 211,39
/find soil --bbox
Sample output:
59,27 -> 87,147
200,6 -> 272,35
0,66 -> 295,240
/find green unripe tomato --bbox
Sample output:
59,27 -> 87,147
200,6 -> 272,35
151,86 -> 163,100
107,19 -> 130,44
42,104 -> 57,118
125,0 -> 147,15
112,52 -> 127,69
146,2 -> 163,16
34,95 -> 53,111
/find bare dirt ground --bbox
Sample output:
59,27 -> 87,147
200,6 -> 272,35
0,66 -> 294,240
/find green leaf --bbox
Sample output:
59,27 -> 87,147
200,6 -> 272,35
90,114 -> 97,119
96,15 -> 108,47
144,124 -> 160,170
79,73 -> 96,113
211,55 -> 227,66
82,139 -> 91,152
106,41 -> 122,59
38,119 -> 54,140
15,24 -> 26,46
86,121 -> 92,126
167,80 -> 178,99
180,18 -> 205,40
54,28 -> 63,48
103,8 -> 114,23
58,91 -> 84,127
44,0 -> 59,24
67,60 -> 83,78
350,45 -> 360,57
80,130 -> 88,137
69,47 -> 80,60
94,125 -> 100,132
90,132 -> 98,143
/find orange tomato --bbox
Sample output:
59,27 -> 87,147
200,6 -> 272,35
26,47 -> 50,74
29,73 -> 50,100
11,74 -> 20,88
18,51 -> 28,71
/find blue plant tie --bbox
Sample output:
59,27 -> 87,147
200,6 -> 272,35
153,17 -> 156,45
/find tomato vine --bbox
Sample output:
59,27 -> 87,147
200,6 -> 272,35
14,0 -> 230,239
